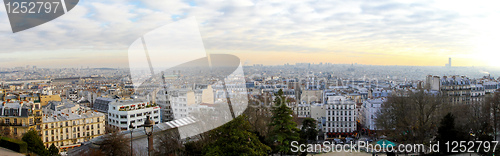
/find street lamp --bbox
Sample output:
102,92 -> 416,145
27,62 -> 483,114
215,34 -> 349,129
143,115 -> 154,156
129,123 -> 135,156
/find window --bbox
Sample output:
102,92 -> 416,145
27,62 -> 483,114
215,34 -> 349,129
13,119 -> 17,124
4,119 -> 9,124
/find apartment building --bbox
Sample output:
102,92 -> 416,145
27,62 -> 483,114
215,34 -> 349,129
427,75 -> 483,105
360,98 -> 384,131
325,96 -> 357,138
292,103 -> 311,118
42,102 -> 105,151
107,99 -> 160,131
0,100 -> 43,137
470,84 -> 485,104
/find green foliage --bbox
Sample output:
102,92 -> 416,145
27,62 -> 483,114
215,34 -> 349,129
0,136 -> 27,153
301,118 -> 318,141
268,89 -> 300,155
436,113 -> 469,154
48,143 -> 59,156
22,130 -> 48,156
203,115 -> 271,155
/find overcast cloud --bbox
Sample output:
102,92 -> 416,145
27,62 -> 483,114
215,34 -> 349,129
0,0 -> 499,67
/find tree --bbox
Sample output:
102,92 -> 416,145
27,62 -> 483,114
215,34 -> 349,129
301,118 -> 318,142
485,92 -> 500,140
203,115 -> 271,155
0,124 -> 11,138
98,131 -> 130,156
435,113 -> 459,154
48,143 -> 59,156
22,129 -> 48,156
155,128 -> 184,155
268,89 -> 300,155
244,93 -> 273,144
375,90 -> 449,144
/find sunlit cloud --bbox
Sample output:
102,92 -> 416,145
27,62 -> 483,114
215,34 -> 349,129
0,0 -> 498,67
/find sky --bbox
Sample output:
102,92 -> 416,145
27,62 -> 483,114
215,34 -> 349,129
1,0 -> 500,68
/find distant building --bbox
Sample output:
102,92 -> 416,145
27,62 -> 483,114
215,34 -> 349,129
301,90 -> 323,104
445,57 -> 452,67
292,103 -> 310,118
92,97 -> 116,113
40,94 -> 62,106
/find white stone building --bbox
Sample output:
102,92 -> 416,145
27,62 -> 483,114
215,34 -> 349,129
107,99 -> 161,131
361,98 -> 384,131
325,96 -> 357,138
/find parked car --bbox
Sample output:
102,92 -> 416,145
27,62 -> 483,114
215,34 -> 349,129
333,138 -> 344,144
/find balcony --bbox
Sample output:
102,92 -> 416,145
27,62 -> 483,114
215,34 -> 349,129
118,104 -> 158,111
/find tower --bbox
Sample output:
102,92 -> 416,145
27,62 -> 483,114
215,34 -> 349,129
449,57 -> 451,67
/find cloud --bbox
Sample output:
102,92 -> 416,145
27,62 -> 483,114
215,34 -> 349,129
0,0 -> 499,67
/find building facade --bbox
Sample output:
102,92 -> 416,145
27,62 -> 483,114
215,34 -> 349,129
107,99 -> 160,131
41,102 -> 105,151
0,101 -> 42,137
325,96 -> 357,138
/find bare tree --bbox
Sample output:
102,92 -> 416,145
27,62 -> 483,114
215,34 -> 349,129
484,92 -> 500,140
155,128 -> 184,156
98,132 -> 130,156
244,94 -> 273,138
375,90 -> 449,144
